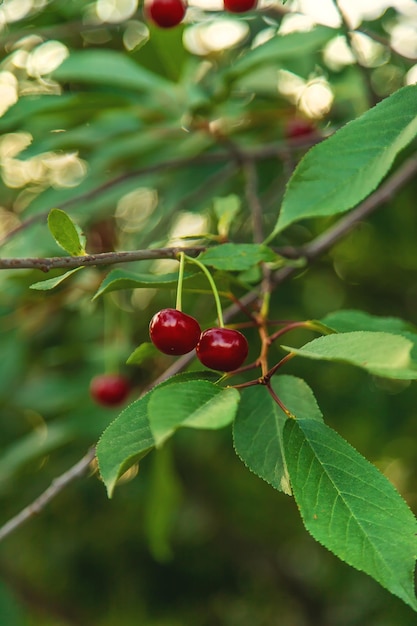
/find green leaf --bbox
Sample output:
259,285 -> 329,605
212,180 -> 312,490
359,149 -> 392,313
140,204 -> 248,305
285,331 -> 417,379
96,392 -> 155,498
52,49 -> 172,93
93,268 -> 198,299
284,418 -> 417,610
320,309 -> 417,335
30,267 -> 83,291
143,446 -> 182,562
271,84 -> 417,235
213,195 -> 241,239
227,27 -> 335,78
233,376 -> 323,495
47,209 -> 86,256
126,342 -> 159,366
148,380 -> 240,447
96,373 -> 219,496
198,244 -> 278,271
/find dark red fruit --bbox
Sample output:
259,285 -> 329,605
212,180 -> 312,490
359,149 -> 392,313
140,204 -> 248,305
145,0 -> 186,28
223,0 -> 257,13
149,308 -> 201,355
90,374 -> 130,407
284,117 -> 316,140
196,328 -> 248,372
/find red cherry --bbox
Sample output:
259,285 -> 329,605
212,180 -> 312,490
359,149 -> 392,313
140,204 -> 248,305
149,308 -> 201,355
223,0 -> 257,13
284,117 -> 316,140
90,374 -> 130,407
196,328 -> 248,372
145,0 -> 186,28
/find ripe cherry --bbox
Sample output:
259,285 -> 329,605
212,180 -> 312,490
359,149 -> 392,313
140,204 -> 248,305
145,0 -> 187,28
223,0 -> 257,13
284,117 -> 316,140
149,308 -> 201,355
196,328 -> 248,372
90,374 -> 130,407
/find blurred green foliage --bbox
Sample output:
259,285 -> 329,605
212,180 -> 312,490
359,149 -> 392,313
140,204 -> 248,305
0,1 -> 417,625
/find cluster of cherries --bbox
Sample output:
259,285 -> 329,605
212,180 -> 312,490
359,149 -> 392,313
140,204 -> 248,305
149,308 -> 248,371
89,309 -> 248,407
146,0 -> 257,29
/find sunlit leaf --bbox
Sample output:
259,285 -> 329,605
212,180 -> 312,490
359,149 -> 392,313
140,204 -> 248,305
271,84 -> 417,235
148,380 -> 240,447
284,331 -> 417,379
47,209 -> 86,256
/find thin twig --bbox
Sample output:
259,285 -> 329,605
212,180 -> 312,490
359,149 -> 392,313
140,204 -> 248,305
0,246 -> 205,272
0,447 -> 96,542
243,159 -> 264,245
214,154 -> 417,318
0,154 -> 415,542
0,140 -> 320,247
303,155 -> 417,261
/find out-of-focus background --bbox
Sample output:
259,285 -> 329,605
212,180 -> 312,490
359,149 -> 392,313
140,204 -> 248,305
0,1 -> 417,624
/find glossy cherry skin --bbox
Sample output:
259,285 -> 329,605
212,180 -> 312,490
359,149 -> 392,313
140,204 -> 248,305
145,0 -> 187,28
224,0 -> 257,13
149,308 -> 201,355
90,374 -> 130,407
196,328 -> 248,372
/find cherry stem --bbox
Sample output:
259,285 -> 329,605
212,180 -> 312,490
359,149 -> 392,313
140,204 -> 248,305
183,254 -> 224,327
268,321 -> 311,344
264,352 -> 296,382
266,383 -> 296,419
175,252 -> 185,312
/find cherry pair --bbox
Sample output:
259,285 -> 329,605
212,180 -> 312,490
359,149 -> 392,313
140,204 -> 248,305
149,308 -> 248,372
146,0 -> 257,29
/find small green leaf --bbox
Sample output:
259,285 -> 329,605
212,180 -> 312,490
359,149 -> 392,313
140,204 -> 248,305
96,373 -> 219,496
126,342 -> 159,366
320,309 -> 417,335
30,267 -> 83,291
148,380 -> 240,447
93,269 -> 198,299
213,195 -> 241,239
227,27 -> 335,77
96,392 -> 155,497
233,376 -> 323,495
53,49 -> 172,93
285,331 -> 417,379
198,244 -> 278,271
284,418 -> 417,610
48,209 -> 86,256
271,84 -> 417,235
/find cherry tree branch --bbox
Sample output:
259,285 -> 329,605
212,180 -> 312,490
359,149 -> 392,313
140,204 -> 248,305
0,447 -> 96,542
1,155 -> 416,543
0,246 -> 205,271
302,155 -> 417,261
0,139 -> 320,247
